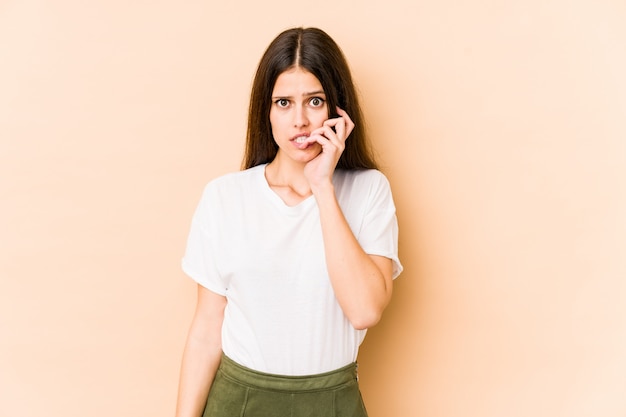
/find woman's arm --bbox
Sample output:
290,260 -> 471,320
314,186 -> 394,330
175,285 -> 226,417
304,108 -> 394,330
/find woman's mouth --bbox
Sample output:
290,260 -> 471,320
291,134 -> 315,149
294,136 -> 308,143
292,134 -> 309,144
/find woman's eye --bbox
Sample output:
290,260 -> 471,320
275,99 -> 290,108
309,97 -> 324,107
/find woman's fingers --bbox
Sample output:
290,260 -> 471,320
302,109 -> 354,185
334,107 -> 355,138
304,107 -> 353,153
323,118 -> 346,142
309,126 -> 344,154
312,108 -> 354,146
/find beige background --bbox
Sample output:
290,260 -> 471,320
2,1 -> 625,416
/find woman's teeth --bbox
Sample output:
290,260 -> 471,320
294,136 -> 308,143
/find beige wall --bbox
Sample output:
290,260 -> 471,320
2,1 -> 625,416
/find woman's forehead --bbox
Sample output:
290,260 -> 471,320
272,68 -> 324,96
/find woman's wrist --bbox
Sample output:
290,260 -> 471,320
310,181 -> 335,199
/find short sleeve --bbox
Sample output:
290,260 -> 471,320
358,172 -> 403,279
181,184 -> 228,295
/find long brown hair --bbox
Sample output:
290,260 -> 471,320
242,27 -> 378,170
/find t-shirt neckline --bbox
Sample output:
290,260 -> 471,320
257,164 -> 316,213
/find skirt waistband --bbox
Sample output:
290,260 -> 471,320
217,354 -> 358,393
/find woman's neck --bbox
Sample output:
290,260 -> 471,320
265,157 -> 312,205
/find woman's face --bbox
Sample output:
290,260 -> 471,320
269,67 -> 328,165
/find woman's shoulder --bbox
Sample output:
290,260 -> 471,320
198,165 -> 265,201
334,168 -> 390,189
204,164 -> 265,189
334,169 -> 396,214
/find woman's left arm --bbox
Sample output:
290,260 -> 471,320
315,187 -> 394,330
304,108 -> 393,330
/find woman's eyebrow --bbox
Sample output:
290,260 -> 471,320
271,90 -> 326,99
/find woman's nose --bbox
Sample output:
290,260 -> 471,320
293,106 -> 309,127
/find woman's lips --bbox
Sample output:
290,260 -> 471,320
291,134 -> 314,149
294,135 -> 309,144
291,133 -> 310,142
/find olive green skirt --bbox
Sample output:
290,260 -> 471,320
203,354 -> 369,417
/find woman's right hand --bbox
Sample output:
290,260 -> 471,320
175,285 -> 226,417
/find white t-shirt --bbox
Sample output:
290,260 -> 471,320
182,164 -> 402,375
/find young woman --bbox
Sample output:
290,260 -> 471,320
176,27 -> 402,417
